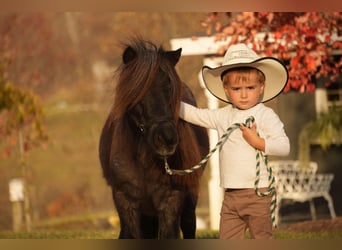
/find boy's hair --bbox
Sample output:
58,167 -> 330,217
221,67 -> 265,86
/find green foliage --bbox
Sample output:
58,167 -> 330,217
0,61 -> 47,157
307,105 -> 342,149
0,82 -> 45,132
298,105 -> 342,166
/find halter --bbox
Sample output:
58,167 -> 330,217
163,116 -> 277,227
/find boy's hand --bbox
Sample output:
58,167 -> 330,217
240,123 -> 265,152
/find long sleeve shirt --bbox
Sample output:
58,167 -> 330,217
180,102 -> 290,189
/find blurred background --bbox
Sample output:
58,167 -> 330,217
1,12 -> 341,233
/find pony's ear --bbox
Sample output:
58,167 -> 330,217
123,46 -> 137,64
167,48 -> 182,66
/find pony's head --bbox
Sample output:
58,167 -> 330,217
111,39 -> 183,157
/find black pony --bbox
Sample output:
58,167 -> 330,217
99,38 -> 209,239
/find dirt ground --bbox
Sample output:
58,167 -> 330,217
277,216 -> 342,232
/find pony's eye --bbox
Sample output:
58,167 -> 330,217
139,124 -> 145,133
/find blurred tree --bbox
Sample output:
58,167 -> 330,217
0,60 -> 47,232
0,71 -> 47,158
0,14 -> 50,231
201,12 -> 342,94
0,13 -> 80,96
0,13 -> 49,158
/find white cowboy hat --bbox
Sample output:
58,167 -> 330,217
202,43 -> 289,103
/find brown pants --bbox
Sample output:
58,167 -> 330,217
219,188 -> 273,239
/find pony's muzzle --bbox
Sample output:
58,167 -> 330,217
152,121 -> 179,156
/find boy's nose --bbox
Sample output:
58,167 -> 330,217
241,89 -> 247,98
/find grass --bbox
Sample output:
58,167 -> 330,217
1,208 -> 342,239
273,230 -> 342,239
1,229 -> 342,239
0,230 -> 117,239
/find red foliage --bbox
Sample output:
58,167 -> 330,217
201,12 -> 342,93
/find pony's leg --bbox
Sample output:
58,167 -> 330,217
180,193 -> 198,239
116,207 -> 141,239
112,190 -> 141,239
118,224 -> 134,239
157,190 -> 183,239
140,214 -> 158,238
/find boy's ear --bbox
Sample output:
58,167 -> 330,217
260,82 -> 265,93
259,83 -> 265,101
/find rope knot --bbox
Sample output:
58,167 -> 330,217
244,116 -> 255,127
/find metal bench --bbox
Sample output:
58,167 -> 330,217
269,160 -> 336,225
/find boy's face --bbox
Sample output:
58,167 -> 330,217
223,69 -> 265,110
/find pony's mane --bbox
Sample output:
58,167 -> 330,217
103,38 -> 207,191
109,38 -> 182,122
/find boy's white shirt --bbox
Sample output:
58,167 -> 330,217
180,102 -> 290,189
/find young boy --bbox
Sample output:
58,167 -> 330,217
179,43 -> 290,239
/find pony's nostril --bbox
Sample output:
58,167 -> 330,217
155,132 -> 177,146
156,134 -> 163,144
152,121 -> 178,146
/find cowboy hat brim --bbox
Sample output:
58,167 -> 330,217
202,57 -> 289,103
